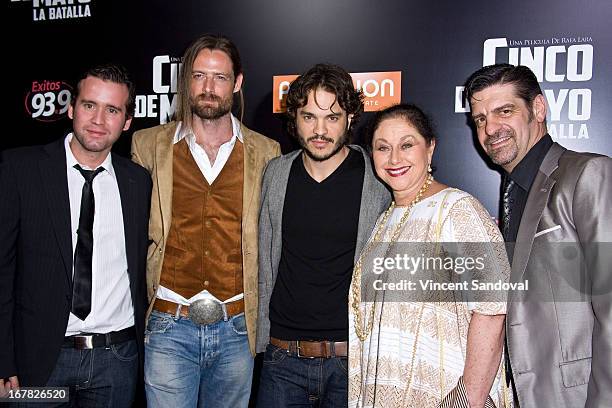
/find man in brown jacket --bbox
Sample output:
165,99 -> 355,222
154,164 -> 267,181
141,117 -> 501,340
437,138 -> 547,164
131,34 -> 279,408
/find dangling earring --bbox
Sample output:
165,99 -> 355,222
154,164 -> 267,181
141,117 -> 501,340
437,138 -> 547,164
427,163 -> 432,173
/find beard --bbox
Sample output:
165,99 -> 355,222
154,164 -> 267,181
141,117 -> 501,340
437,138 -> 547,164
298,130 -> 349,162
484,127 -> 519,166
191,92 -> 233,120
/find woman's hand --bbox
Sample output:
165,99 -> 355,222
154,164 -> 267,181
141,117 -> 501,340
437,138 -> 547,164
463,313 -> 505,408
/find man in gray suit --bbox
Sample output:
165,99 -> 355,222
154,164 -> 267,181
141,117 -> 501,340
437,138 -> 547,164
256,63 -> 390,407
465,63 -> 611,407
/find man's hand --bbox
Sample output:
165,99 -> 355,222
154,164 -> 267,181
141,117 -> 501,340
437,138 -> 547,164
0,376 -> 19,397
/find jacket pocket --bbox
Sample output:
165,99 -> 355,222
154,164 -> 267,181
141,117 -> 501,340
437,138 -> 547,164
560,357 -> 591,387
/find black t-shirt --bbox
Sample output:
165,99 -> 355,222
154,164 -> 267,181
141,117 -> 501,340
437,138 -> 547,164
269,148 -> 365,341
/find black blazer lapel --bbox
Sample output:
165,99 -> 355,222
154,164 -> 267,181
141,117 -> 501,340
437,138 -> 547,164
113,156 -> 139,294
40,140 -> 73,287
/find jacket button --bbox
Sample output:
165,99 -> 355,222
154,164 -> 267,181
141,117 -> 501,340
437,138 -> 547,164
204,281 -> 209,286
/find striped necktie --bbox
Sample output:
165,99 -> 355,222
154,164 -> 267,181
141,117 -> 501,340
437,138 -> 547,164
502,178 -> 515,240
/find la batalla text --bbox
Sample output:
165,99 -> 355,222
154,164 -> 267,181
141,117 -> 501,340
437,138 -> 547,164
33,0 -> 91,22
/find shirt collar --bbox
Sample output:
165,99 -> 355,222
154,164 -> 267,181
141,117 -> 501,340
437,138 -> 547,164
507,133 -> 553,191
64,133 -> 115,178
173,114 -> 244,145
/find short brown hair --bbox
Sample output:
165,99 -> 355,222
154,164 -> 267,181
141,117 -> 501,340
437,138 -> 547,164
72,63 -> 136,118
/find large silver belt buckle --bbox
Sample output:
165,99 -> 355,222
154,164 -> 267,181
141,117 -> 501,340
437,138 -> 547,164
73,335 -> 94,350
188,299 -> 224,326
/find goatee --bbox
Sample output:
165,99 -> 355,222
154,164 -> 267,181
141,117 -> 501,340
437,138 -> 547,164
485,128 -> 518,166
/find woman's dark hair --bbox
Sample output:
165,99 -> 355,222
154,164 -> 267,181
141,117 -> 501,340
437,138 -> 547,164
365,103 -> 436,149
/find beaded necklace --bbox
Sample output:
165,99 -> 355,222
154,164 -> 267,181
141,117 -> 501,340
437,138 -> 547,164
351,173 -> 433,341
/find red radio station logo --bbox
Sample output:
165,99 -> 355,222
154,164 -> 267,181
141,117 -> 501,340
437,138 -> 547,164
24,80 -> 73,122
273,71 -> 401,113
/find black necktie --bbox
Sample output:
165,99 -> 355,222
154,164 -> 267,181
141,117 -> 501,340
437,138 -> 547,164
502,178 -> 515,240
72,164 -> 104,321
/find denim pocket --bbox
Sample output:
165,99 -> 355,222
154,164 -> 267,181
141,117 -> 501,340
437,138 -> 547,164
334,356 -> 348,374
145,311 -> 174,335
263,344 -> 288,365
110,340 -> 138,362
230,313 -> 248,335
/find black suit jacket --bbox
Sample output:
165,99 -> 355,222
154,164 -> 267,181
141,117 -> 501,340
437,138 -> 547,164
0,138 -> 152,387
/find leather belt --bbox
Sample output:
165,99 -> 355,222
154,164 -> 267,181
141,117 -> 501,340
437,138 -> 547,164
270,337 -> 348,358
153,298 -> 244,325
63,326 -> 136,350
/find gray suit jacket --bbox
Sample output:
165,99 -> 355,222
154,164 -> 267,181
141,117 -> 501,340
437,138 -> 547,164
507,143 -> 612,407
256,145 -> 391,353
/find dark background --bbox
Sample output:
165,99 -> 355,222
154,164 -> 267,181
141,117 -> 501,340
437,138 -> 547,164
5,0 -> 612,405
6,0 -> 612,214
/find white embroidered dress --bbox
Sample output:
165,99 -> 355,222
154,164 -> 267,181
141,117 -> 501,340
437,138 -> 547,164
349,188 -> 512,407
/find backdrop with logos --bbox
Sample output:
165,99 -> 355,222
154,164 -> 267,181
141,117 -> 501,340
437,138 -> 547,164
6,0 -> 612,215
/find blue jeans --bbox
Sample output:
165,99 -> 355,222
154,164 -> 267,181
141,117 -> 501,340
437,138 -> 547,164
20,339 -> 138,408
256,344 -> 348,407
144,310 -> 253,408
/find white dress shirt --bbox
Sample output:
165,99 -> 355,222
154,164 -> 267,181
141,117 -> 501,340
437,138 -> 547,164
64,134 -> 134,335
156,115 -> 244,306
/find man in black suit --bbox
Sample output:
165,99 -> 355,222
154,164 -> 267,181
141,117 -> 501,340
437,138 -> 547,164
0,64 -> 151,407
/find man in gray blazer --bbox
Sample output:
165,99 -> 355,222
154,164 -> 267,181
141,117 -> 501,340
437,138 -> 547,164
465,63 -> 611,407
256,63 -> 390,407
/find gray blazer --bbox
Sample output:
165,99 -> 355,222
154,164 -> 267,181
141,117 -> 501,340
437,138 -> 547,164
507,143 -> 612,407
256,145 -> 391,353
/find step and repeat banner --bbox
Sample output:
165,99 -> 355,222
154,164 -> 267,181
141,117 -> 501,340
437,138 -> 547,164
6,0 -> 612,214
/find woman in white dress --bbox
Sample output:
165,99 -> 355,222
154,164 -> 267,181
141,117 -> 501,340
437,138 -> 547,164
349,104 -> 512,407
